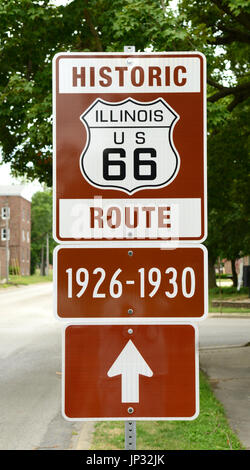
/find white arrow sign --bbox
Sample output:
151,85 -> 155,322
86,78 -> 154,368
107,340 -> 153,403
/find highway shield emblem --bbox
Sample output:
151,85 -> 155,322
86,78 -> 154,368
80,97 -> 180,194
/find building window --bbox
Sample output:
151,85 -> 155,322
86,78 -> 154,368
27,231 -> 30,242
1,207 -> 10,219
1,228 -> 10,241
22,230 -> 25,242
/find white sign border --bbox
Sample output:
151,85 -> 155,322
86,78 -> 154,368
62,321 -> 199,421
52,51 -> 207,244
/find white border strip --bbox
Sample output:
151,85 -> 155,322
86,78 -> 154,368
52,51 -> 207,244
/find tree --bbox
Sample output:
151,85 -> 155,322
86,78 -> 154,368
1,0 -> 248,185
0,0 -> 249,286
176,0 -> 250,284
31,189 -> 54,275
176,0 -> 250,106
207,101 -> 250,285
0,0 -> 192,186
0,1 -> 62,185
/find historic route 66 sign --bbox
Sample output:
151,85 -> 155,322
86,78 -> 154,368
80,98 -> 180,194
53,52 -> 206,243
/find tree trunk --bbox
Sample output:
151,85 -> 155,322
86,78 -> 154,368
208,256 -> 217,288
231,259 -> 238,288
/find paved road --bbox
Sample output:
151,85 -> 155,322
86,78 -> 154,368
0,284 -> 249,450
199,345 -> 250,450
197,315 -> 250,450
0,283 -> 81,450
197,316 -> 250,348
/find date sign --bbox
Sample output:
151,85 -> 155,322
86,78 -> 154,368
54,245 -> 208,321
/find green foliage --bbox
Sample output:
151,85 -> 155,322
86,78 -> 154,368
95,0 -> 188,52
30,189 -> 55,273
9,264 -> 20,275
210,285 -> 249,297
0,0 -> 61,185
0,272 -> 52,288
91,372 -> 244,450
176,0 -> 250,263
206,99 -> 250,262
0,0 -> 249,264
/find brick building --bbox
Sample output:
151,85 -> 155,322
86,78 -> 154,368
0,185 -> 31,277
0,246 -> 7,279
223,257 -> 250,276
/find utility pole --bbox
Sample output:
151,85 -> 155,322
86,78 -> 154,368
40,244 -> 44,276
5,201 -> 10,283
46,232 -> 49,276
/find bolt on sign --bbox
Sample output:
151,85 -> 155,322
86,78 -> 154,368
54,244 -> 208,322
63,324 -> 199,420
53,52 -> 206,243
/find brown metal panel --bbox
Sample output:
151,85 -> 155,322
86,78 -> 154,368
63,324 -> 198,420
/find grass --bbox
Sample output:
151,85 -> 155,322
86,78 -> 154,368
90,371 -> 244,450
0,271 -> 53,288
209,286 -> 250,315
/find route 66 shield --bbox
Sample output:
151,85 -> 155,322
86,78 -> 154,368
80,97 -> 180,194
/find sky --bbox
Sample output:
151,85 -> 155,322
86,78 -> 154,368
0,0 -> 73,199
0,159 -> 43,201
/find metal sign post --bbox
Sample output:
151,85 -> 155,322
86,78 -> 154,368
125,421 -> 136,450
52,44 -> 207,453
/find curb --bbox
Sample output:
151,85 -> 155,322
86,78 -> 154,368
199,342 -> 250,351
208,313 -> 250,319
73,422 -> 95,450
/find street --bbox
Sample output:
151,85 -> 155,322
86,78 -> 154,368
0,283 -> 81,450
0,282 -> 249,450
198,316 -> 250,348
198,315 -> 250,449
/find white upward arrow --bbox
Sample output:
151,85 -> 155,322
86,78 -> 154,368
107,340 -> 153,403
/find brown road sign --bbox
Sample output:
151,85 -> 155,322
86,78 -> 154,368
53,52 -> 206,243
54,244 -> 208,322
63,323 -> 199,420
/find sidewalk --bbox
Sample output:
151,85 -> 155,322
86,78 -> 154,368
73,313 -> 250,451
199,344 -> 250,450
71,422 -> 95,450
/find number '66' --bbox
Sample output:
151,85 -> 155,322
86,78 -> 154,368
103,148 -> 157,181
